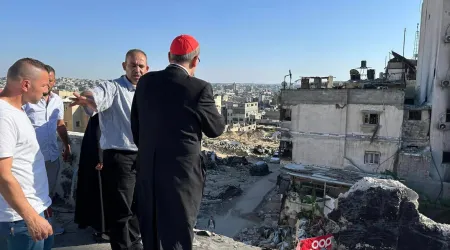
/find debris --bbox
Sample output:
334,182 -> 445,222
328,177 -> 450,250
250,161 -> 270,176
216,185 -> 243,200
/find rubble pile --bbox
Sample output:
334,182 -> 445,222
202,150 -> 250,169
197,154 -> 264,224
193,229 -> 261,250
202,139 -> 251,156
234,188 -> 287,249
202,130 -> 279,157
328,177 -> 450,250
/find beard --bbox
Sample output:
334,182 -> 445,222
42,88 -> 53,97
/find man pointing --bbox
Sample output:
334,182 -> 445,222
131,34 -> 225,249
70,49 -> 149,250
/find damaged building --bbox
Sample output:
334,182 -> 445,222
279,88 -> 404,173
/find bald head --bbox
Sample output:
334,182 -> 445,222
7,58 -> 48,84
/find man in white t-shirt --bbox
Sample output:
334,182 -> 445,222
0,58 -> 54,250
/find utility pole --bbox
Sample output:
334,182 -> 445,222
403,28 -> 406,57
413,23 -> 419,60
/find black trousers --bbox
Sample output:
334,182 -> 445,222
103,149 -> 142,250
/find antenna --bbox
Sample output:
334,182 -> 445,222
413,23 -> 419,60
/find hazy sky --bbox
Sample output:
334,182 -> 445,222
0,0 -> 422,83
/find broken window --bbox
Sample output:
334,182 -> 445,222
408,110 -> 422,120
404,98 -> 414,105
363,113 -> 379,125
443,152 -> 450,163
364,151 -> 380,164
280,108 -> 292,121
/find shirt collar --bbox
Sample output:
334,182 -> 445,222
121,75 -> 136,91
39,92 -> 55,104
169,63 -> 190,76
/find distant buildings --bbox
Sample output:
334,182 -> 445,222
55,90 -> 90,133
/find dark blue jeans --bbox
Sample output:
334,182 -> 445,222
0,212 -> 54,250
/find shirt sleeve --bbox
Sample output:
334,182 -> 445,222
57,99 -> 64,120
90,81 -> 118,113
0,117 -> 17,158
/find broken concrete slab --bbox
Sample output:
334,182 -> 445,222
328,177 -> 450,250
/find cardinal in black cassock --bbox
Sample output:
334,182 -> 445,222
130,34 -> 225,250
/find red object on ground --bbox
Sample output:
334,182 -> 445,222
297,234 -> 333,250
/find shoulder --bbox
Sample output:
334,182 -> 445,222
0,106 -> 20,129
140,70 -> 164,81
91,79 -> 118,94
51,93 -> 63,102
136,71 -> 164,90
191,77 -> 212,93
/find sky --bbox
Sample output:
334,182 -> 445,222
0,0 -> 422,83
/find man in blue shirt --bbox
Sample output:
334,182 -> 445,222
23,64 -> 71,235
70,49 -> 149,250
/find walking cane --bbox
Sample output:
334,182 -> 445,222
94,168 -> 109,242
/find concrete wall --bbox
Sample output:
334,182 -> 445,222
418,0 -> 450,182
280,89 -> 405,107
402,108 -> 431,147
397,151 -> 432,181
55,132 -> 83,206
282,89 -> 404,173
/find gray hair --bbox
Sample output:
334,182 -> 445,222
7,58 -> 48,81
169,47 -> 200,64
126,49 -> 147,60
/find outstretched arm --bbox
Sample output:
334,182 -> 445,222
70,81 -> 117,116
198,83 -> 225,138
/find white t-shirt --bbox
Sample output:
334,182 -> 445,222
0,99 -> 51,222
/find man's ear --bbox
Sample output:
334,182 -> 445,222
21,80 -> 30,92
191,56 -> 199,68
122,62 -> 126,71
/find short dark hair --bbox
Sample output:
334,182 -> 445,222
45,64 -> 55,74
7,58 -> 48,80
125,49 -> 147,60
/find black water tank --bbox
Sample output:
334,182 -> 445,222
350,69 -> 360,81
367,69 -> 375,80
361,60 -> 367,68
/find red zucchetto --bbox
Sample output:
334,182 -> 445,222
170,34 -> 199,55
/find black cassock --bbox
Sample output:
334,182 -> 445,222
74,114 -> 110,233
130,65 -> 225,250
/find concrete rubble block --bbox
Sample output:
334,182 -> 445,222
328,177 -> 450,250
249,161 -> 271,176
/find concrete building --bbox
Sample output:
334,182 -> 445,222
226,102 -> 260,125
214,94 -> 222,114
62,98 -> 89,133
279,89 -> 404,173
